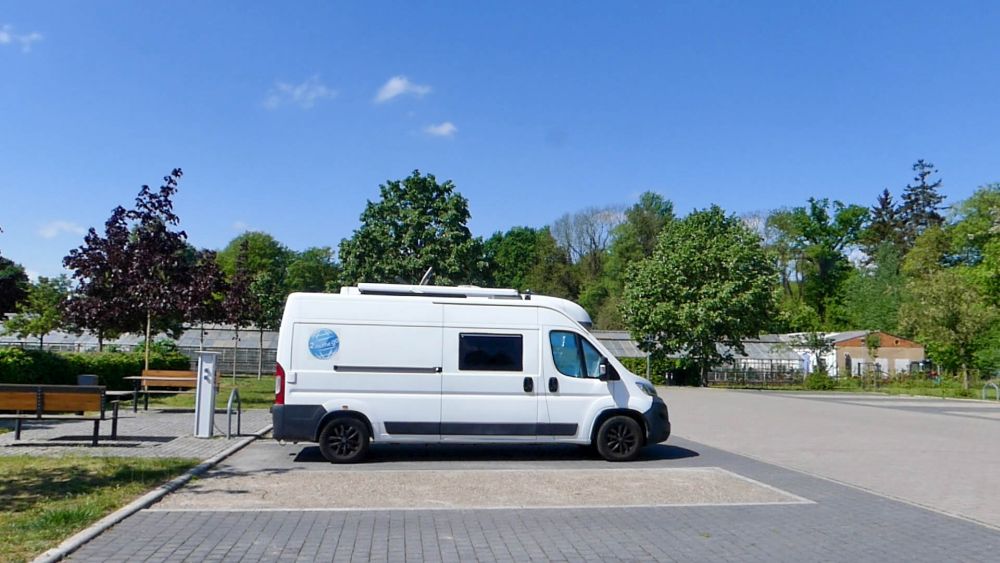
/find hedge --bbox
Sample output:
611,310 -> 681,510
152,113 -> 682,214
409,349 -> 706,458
617,356 -> 701,386
0,347 -> 190,390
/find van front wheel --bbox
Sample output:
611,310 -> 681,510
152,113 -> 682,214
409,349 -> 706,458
318,417 -> 370,463
595,416 -> 642,462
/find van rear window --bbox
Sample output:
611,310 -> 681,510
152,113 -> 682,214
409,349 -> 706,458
459,334 -> 523,372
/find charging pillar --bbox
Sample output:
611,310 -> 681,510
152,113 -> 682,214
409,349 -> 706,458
194,351 -> 220,438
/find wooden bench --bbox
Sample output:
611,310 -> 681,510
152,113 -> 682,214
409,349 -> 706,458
126,369 -> 217,412
0,384 -> 119,446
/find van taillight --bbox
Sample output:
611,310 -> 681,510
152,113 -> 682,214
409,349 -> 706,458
275,362 -> 285,405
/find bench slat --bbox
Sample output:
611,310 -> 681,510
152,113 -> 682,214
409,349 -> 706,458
144,382 -> 197,390
141,370 -> 197,378
0,393 -> 37,411
43,392 -> 102,413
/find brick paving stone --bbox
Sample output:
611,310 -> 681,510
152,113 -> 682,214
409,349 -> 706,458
68,435 -> 1000,562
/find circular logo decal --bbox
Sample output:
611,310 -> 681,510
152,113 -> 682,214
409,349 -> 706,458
308,329 -> 340,359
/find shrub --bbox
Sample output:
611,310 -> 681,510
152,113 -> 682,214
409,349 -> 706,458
0,347 -> 74,384
617,356 -> 698,386
804,371 -> 836,390
0,347 -> 190,390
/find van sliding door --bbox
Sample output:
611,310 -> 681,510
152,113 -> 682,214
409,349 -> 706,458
440,305 -> 540,440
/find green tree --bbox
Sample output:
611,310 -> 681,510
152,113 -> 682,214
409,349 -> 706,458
524,227 -> 580,299
551,205 -> 624,283
591,192 -> 674,328
250,270 -> 286,378
604,192 -> 673,285
217,231 -> 292,279
0,255 -> 28,315
623,206 -> 778,385
948,184 -> 1000,267
899,268 -> 997,390
764,209 -> 803,300
861,189 -> 905,259
900,159 -> 945,250
781,198 -> 868,325
339,170 -> 484,285
842,243 -> 904,332
286,246 -> 340,293
901,226 -> 950,278
483,226 -> 541,290
3,275 -> 71,348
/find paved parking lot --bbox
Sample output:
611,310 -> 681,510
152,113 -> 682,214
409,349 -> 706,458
69,389 -> 1000,562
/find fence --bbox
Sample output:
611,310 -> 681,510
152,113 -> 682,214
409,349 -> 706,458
0,341 -> 277,376
706,359 -> 804,387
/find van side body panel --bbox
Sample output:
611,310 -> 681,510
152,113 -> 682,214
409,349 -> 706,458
272,291 -> 669,449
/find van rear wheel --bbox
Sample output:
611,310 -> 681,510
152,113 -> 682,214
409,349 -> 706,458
595,416 -> 642,462
318,417 -> 370,463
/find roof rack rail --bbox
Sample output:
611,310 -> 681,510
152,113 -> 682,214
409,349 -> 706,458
356,283 -> 520,299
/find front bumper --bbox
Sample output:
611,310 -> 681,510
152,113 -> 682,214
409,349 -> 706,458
642,397 -> 671,444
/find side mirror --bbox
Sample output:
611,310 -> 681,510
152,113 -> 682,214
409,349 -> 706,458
598,358 -> 620,381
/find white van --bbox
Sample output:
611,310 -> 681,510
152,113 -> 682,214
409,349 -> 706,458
271,283 -> 670,463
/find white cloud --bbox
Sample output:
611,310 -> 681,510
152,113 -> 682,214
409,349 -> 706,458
423,122 -> 457,138
232,221 -> 250,232
0,24 -> 43,53
263,75 -> 336,109
375,76 -> 431,103
38,220 -> 85,239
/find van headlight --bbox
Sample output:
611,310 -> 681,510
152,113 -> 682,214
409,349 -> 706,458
637,382 -> 658,397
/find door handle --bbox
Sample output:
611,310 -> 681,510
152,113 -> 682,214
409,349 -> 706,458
548,377 -> 558,393
523,377 -> 534,393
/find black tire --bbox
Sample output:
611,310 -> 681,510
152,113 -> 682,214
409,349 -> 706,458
595,416 -> 643,462
318,417 -> 370,463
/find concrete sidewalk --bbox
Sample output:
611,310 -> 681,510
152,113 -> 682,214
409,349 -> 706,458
0,408 -> 271,459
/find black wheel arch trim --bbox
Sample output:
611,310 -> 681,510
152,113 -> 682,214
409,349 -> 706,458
315,410 -> 374,443
590,408 -> 647,446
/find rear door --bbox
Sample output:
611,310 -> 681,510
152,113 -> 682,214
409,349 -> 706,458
440,304 -> 539,441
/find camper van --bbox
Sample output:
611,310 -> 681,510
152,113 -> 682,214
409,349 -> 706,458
271,283 -> 670,463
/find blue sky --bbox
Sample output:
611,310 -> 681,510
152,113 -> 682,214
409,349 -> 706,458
2,1 -> 999,279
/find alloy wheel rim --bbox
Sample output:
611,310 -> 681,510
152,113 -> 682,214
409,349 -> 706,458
328,423 -> 361,457
606,422 -> 637,455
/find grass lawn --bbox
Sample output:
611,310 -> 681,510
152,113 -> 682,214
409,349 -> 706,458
709,377 -> 994,400
146,375 -> 276,410
0,456 -> 197,562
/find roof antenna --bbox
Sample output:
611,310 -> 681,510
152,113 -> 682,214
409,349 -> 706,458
418,267 -> 434,286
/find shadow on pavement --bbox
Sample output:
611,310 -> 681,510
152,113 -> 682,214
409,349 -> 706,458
291,442 -> 699,464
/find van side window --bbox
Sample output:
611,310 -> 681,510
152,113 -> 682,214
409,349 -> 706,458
549,331 -> 603,379
459,334 -> 524,372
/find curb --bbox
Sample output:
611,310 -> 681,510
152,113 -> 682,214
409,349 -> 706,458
33,424 -> 273,563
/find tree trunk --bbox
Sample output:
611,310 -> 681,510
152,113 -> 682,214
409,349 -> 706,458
144,310 -> 152,371
39,335 -> 44,350
700,361 -> 708,387
199,322 -> 205,351
257,328 -> 263,380
97,329 -> 104,353
962,363 -> 969,391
